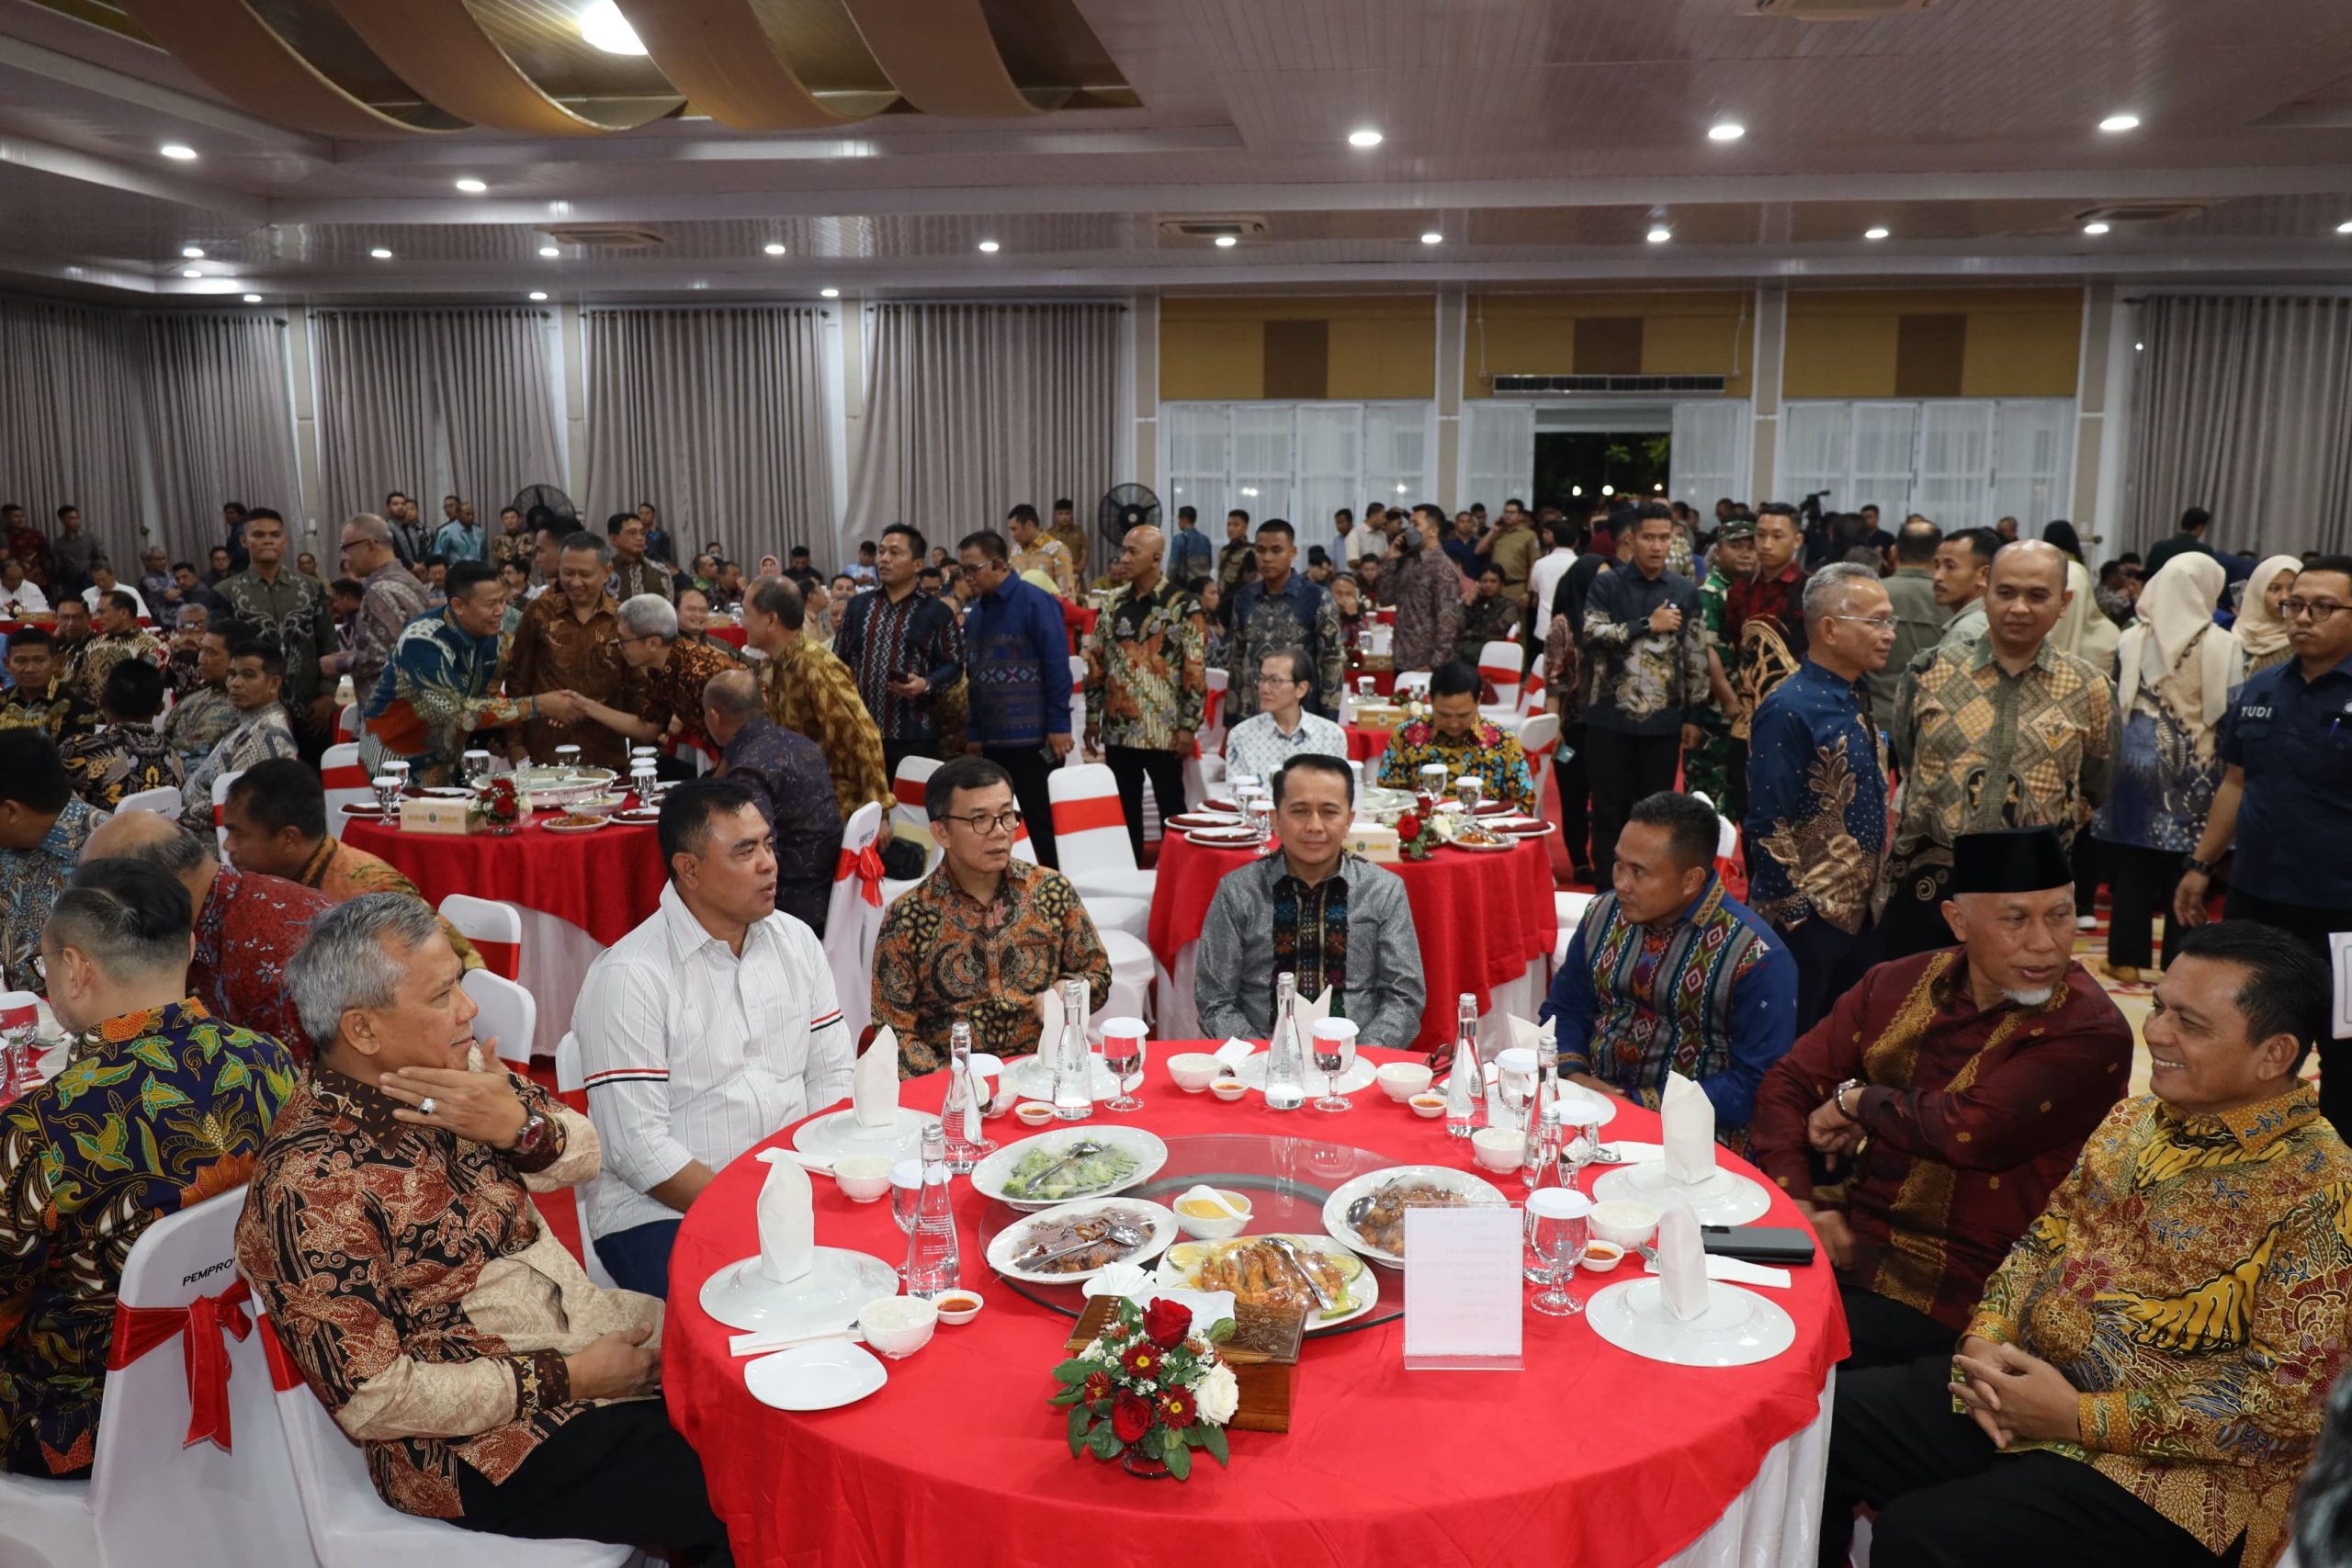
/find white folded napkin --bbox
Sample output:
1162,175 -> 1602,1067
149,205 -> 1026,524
1654,1198 -> 1711,1322
1644,1253 -> 1792,1291
1214,1037 -> 1257,1067
1600,1138 -> 1664,1163
1299,986 -> 1334,1029
1661,1072 -> 1716,1184
1506,1012 -> 1556,1057
752,1150 -> 815,1285
853,1031 -> 899,1130
1080,1265 -> 1236,1337
1036,987 -> 1066,1061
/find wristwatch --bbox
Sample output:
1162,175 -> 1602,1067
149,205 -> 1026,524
510,1108 -> 552,1158
1834,1077 -> 1866,1122
2185,857 -> 2215,876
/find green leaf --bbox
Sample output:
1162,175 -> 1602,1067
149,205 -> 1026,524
1165,1441 -> 1193,1481
1204,1316 -> 1236,1342
1050,1358 -> 1098,1382
1199,1425 -> 1229,1466
1066,1404 -> 1091,1457
1047,1386 -> 1081,1406
1087,1424 -> 1120,1461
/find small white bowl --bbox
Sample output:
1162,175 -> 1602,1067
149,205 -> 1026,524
1168,1053 -> 1221,1093
1209,1077 -> 1249,1102
1408,1093 -> 1448,1119
934,1290 -> 985,1325
1591,1199 -> 1660,1251
1580,1240 -> 1628,1273
831,1154 -> 894,1202
1470,1127 -> 1524,1173
858,1295 -> 938,1359
1171,1188 -> 1253,1241
1376,1061 -> 1434,1100
1013,1102 -> 1057,1127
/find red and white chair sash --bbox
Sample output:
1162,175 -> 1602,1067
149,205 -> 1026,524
471,938 -> 521,979
1050,794 -> 1128,838
106,1275 -> 254,1452
834,842 -> 885,907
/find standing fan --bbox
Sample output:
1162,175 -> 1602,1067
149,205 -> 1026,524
511,483 -> 579,525
1099,483 -> 1161,556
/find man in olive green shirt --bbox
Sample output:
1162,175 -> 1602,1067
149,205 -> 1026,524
1876,518 -> 1951,712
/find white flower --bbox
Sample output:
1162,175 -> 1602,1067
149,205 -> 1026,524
1193,1360 -> 1239,1427
1079,1337 -> 1114,1365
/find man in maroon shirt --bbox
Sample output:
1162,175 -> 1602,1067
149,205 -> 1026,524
1723,502 -> 1810,818
1748,827 -> 2132,1369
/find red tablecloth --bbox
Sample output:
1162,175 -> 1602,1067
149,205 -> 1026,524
341,810 -> 667,949
665,1049 -> 1849,1568
707,624 -> 748,650
1145,832 -> 1556,1051
1344,723 -> 1395,762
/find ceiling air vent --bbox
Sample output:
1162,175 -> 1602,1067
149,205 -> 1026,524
1157,217 -> 1272,245
1492,374 -> 1729,396
1745,0 -> 1936,17
543,223 -> 668,249
2073,201 -> 2214,227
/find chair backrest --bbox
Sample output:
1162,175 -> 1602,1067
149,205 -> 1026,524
460,967 -> 535,1070
1517,712 -> 1561,788
335,702 -> 358,743
438,894 -> 522,980
210,768 -> 243,853
890,753 -> 942,865
1046,761 -> 1138,875
822,801 -> 884,1043
1202,667 -> 1229,751
1393,670 -> 1431,700
91,1190 -> 314,1568
117,784 -> 183,817
1478,638 -> 1521,708
319,742 -> 372,818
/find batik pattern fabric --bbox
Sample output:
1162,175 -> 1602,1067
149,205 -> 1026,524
1010,539 -> 1076,598
1965,1086 -> 2352,1567
163,645 -> 204,700
294,837 -> 481,971
0,999 -> 297,1476
2091,682 -> 2222,854
0,798 -> 103,994
60,726 -> 185,810
1216,540 -> 1256,604
180,705 -> 298,833
1385,548 -> 1464,675
62,630 -> 165,708
960,578 -> 1073,749
1578,568 -> 1709,737
0,679 -> 97,749
363,607 -> 530,784
503,592 -> 633,772
1082,578 -> 1205,751
1453,593 -> 1521,668
488,530 -> 534,571
757,638 -> 892,823
719,718 -> 843,935
1745,662 -> 1889,936
831,588 -> 964,743
342,562 -> 428,694
215,570 -> 335,714
1227,573 -> 1344,718
190,868 -> 333,1061
1724,565 -> 1810,743
5,524 -> 50,587
634,637 -> 738,750
605,557 -> 673,604
1270,872 -> 1348,1019
1541,615 -> 1584,728
1373,718 -> 1538,816
870,860 -> 1111,1074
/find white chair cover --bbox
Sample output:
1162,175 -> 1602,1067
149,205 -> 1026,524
822,802 -> 885,1044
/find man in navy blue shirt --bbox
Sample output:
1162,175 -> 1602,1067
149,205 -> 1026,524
956,529 -> 1074,867
1167,505 -> 1213,592
1226,519 -> 1343,723
2177,552 -> 2352,1127
1579,503 -> 1708,886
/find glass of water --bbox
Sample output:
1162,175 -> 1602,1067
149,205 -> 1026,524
461,749 -> 492,788
1454,773 -> 1484,814
370,773 -> 401,814
553,744 -> 582,778
888,1159 -> 923,1235
1247,795 -> 1275,847
1525,1189 -> 1592,1316
1100,1020 -> 1147,1112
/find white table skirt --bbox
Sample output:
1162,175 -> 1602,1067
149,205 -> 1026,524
1155,943 -> 1547,1050
1666,1370 -> 1833,1568
510,906 -> 606,1060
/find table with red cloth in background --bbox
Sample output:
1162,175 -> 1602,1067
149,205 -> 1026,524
1146,830 -> 1555,1050
664,1049 -> 1846,1568
342,810 -> 669,1055
1343,722 -> 1396,762
707,623 -> 748,651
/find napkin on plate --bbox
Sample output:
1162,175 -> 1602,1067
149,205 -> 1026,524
853,1030 -> 900,1129
1644,1253 -> 1792,1291
752,1149 -> 815,1285
1505,1013 -> 1556,1057
1082,1265 -> 1237,1337
1654,1198 -> 1711,1322
1036,987 -> 1067,1062
1213,1037 -> 1257,1068
1661,1072 -> 1716,1184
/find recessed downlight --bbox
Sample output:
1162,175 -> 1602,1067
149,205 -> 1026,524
538,244 -> 561,258
180,266 -> 202,278
1707,122 -> 1745,141
181,244 -> 205,259
820,287 -> 840,298
763,242 -> 786,255
1863,226 -> 1890,240
978,239 -> 1000,253
1420,231 -> 1442,244
1347,128 -> 1383,149
243,293 -> 262,304
455,177 -> 488,194
2082,221 -> 2110,235
160,143 -> 197,161
1646,226 -> 1672,243
578,0 -> 645,55
1213,234 -> 1238,247
2098,113 -> 2140,132
528,290 -> 548,301
369,246 -> 394,259
2337,220 -> 2352,234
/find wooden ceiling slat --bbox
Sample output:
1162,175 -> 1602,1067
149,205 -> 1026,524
326,0 -> 678,134
112,0 -> 444,138
841,0 -> 1044,118
614,0 -> 877,130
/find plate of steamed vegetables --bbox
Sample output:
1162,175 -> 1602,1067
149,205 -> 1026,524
969,1125 -> 1170,1211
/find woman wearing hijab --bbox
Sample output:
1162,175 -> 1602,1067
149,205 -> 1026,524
2233,554 -> 2301,677
2041,519 -> 2086,563
2090,552 -> 2243,983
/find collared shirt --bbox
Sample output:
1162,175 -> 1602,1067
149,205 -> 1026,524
163,643 -> 204,698
488,529 -> 534,572
190,867 -> 332,1060
1877,567 -> 1949,712
0,798 -> 104,996
1215,539 -> 1256,605
504,592 -> 633,773
62,628 -> 165,708
635,637 -> 738,750
216,568 -> 335,713
1579,566 -> 1708,737
431,520 -> 486,564
605,556 -> 672,604
49,530 -> 93,588
61,724 -> 184,810
1168,526 -> 1213,590
1890,637 -> 2118,875
1373,717 -> 1539,816
0,676 -> 97,749
181,703 -> 298,833
1386,547 -> 1464,675
718,717 -> 843,934
1082,577 -> 1205,751
872,859 -> 1111,1072
576,884 -> 854,1242
1526,546 -> 1580,639
1485,522 -> 1538,592
236,1067 -> 653,1521
1010,537 -> 1076,598
1,999 -> 296,1475
1453,592 -> 1521,667
960,576 -> 1075,749
831,585 -> 964,742
1750,951 -> 2130,1332
1745,660 -> 1889,935
388,518 -> 433,569
1194,852 -> 1424,1046
364,606 -> 530,784
337,560 -> 429,694
1048,524 -> 1091,581
1223,708 -> 1348,785
1965,1086 -> 2352,1566
161,682 -> 234,761
293,836 -> 481,971
1228,570 -> 1343,718
1541,876 -> 1797,1132
1724,561 -> 1811,742
756,637 -> 892,822
1,579 -> 49,615
2217,652 -> 2352,906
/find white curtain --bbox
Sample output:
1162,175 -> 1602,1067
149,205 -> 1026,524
1850,403 -> 1922,521
139,313 -> 300,566
1777,403 -> 1850,511
1668,400 -> 1752,513
847,303 -> 1123,555
1914,403 -> 1992,527
1779,399 -> 2075,530
1990,400 -> 2074,530
0,296 -> 144,564
1459,400 -> 1536,515
1159,401 -> 1436,559
2129,295 -> 2352,556
583,306 -> 833,567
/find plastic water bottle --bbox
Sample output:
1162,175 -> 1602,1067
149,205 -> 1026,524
903,1122 -> 961,1299
1442,993 -> 1487,1139
1263,972 -> 1306,1111
1051,977 -> 1094,1122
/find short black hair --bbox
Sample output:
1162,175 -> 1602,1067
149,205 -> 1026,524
172,560 -> 198,575
1757,502 -> 1798,523
1254,519 -> 1295,543
748,574 -> 806,628
57,502 -> 78,519
330,577 -> 365,599
605,511 -> 639,536
101,658 -> 166,721
2181,507 -> 2212,533
789,546 -> 811,560
6,625 -> 53,652
2175,920 -> 2330,1076
222,627 -> 287,680
54,859 -> 195,974
926,754 -> 1013,823
102,590 -> 139,617
1946,526 -> 2002,568
446,560 -> 500,601
1627,790 -> 1720,871
0,731 -> 71,812
227,756 -> 326,841
2300,554 -> 2352,591
1227,509 -> 1250,525
1335,508 -> 1354,523
500,505 -> 522,520
1053,498 -> 1073,513
1271,753 -> 1354,808
882,523 -> 927,558
1007,503 -> 1040,526
1430,660 -> 1481,699
656,777 -> 763,878
1635,500 -> 1674,525
958,530 -> 1010,565
1177,505 -> 1196,523
245,506 -> 283,526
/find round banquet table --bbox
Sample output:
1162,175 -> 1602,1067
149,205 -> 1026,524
665,1048 -> 1848,1568
707,623 -> 748,650
341,809 -> 668,1055
1146,829 -> 1555,1052
1343,722 -> 1396,762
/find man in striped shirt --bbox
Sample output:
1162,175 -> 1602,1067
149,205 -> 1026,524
573,777 -> 854,1296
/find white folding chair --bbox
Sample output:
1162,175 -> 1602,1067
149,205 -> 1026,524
335,702 -> 358,743
1517,711 -> 1562,797
822,802 -> 886,1044
1201,667 -> 1230,759
1554,890 -> 1598,972
210,768 -> 243,855
0,1190 -> 315,1568
552,1031 -> 620,1290
438,894 -> 522,981
880,754 -> 942,907
1046,762 -> 1156,903
116,784 -> 182,816
1096,930 -> 1157,1035
1004,817 -> 1149,944
1393,670 -> 1432,701
1066,654 -> 1089,766
319,742 -> 372,818
1478,638 -> 1522,712
459,968 -> 535,1072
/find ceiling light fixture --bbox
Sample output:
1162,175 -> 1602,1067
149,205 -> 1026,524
369,246 -> 394,259
1213,234 -> 1238,247
1600,484 -> 1615,496
1646,226 -> 1672,243
180,266 -> 202,278
528,290 -> 548,301
2337,220 -> 2352,234
578,0 -> 646,55
1707,122 -> 1745,141
538,244 -> 561,258
2098,113 -> 2140,132
1420,231 -> 1442,244
978,240 -> 1000,254
181,244 -> 205,259
1347,128 -> 1383,149
1863,226 -> 1890,240
160,143 -> 197,160
455,177 -> 488,194
243,293 -> 262,304
820,287 -> 840,299
763,242 -> 786,255
2082,221 -> 2109,235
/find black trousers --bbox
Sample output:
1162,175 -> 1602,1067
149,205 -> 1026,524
882,738 -> 934,782
982,745 -> 1058,867
1585,727 -> 1682,888
1876,861 -> 1956,963
1556,721 -> 1594,874
1838,1285 -> 1958,1371
2107,843 -> 2188,971
2222,886 -> 2352,1134
1821,1355 -> 2238,1568
1104,744 -> 1188,862
1781,915 -> 1881,1035
455,1401 -> 731,1564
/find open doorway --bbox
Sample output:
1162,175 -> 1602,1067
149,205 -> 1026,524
1533,431 -> 1672,513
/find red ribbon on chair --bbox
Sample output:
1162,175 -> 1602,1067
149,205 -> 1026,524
1050,795 -> 1127,837
106,1275 -> 254,1452
471,939 -> 521,980
254,1312 -> 304,1393
835,843 -> 885,907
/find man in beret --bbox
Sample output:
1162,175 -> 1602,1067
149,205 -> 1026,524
1748,828 -> 2133,1369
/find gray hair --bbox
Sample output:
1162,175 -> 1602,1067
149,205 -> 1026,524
102,820 -> 217,877
175,604 -> 209,628
1804,561 -> 1881,621
616,592 -> 679,640
559,530 -> 613,566
703,666 -> 762,721
342,512 -> 392,547
287,892 -> 445,1047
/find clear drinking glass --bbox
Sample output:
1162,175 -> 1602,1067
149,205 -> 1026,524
1494,1046 -> 1538,1122
888,1159 -> 923,1234
553,744 -> 582,778
1311,1019 -> 1357,1113
461,749 -> 492,787
370,773 -> 401,814
1525,1189 -> 1592,1316
1100,1020 -> 1147,1113
1454,773 -> 1484,814
384,760 -> 411,792
1247,795 -> 1275,846
1563,1101 -> 1605,1179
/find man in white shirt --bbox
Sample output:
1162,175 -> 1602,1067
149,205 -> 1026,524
574,776 -> 854,1296
1,556 -> 49,615
1525,516 -> 1581,630
1223,649 -> 1348,785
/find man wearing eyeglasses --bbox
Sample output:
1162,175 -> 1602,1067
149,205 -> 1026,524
2177,553 -> 2352,1130
1745,563 -> 1897,1032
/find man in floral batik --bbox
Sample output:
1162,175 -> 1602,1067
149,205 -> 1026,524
1083,525 -> 1205,861
1374,660 -> 1539,816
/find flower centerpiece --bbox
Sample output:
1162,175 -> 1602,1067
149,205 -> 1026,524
469,774 -> 525,835
1049,1296 -> 1237,1479
1396,807 -> 1441,861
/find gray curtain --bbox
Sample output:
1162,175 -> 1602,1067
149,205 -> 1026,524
140,312 -> 301,567
0,296 -> 144,570
2129,295 -> 2352,557
582,306 -> 832,566
847,302 -> 1122,560
312,308 -> 564,528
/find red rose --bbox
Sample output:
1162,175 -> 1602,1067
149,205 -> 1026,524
1112,1389 -> 1153,1444
1397,813 -> 1422,842
1119,1341 -> 1161,1379
1142,1297 -> 1193,1349
1081,1371 -> 1112,1405
1157,1387 -> 1196,1427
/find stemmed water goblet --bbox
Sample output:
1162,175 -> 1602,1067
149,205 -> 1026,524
1525,1189 -> 1592,1316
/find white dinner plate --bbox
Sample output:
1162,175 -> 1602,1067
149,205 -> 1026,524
1549,1085 -> 1619,1128
1159,1234 -> 1382,1333
1003,1055 -> 1122,1104
1167,812 -> 1243,830
793,1106 -> 938,1165
540,818 -> 609,834
697,1247 -> 899,1335
984,1197 -> 1177,1285
1584,1278 -> 1795,1368
1185,828 -> 1259,846
1319,1166 -> 1509,1267
1592,1160 -> 1773,1225
338,802 -> 394,818
970,1124 -> 1169,1211
1228,1050 -> 1380,1096
1443,836 -> 1517,853
742,1338 -> 888,1412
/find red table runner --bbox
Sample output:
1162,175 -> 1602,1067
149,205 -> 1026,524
342,810 -> 668,949
1144,832 -> 1556,1052
664,1049 -> 1849,1568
